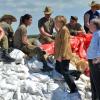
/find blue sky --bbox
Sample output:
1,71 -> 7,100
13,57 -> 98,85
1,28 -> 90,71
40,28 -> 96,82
0,0 -> 100,35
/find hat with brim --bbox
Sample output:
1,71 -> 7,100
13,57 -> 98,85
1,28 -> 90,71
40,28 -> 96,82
0,14 -> 17,22
71,16 -> 78,21
44,6 -> 53,14
89,1 -> 100,10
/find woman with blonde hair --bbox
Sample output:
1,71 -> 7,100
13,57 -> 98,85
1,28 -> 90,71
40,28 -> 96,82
54,16 -> 80,96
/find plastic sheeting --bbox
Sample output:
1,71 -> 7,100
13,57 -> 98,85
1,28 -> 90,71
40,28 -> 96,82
0,63 -> 91,100
0,48 -> 91,100
40,34 -> 92,76
40,34 -> 92,59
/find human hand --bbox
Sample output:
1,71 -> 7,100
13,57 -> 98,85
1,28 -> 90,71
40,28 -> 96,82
92,57 -> 100,64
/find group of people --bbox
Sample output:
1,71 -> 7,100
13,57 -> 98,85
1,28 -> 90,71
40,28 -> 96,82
39,3 -> 100,99
0,0 -> 100,99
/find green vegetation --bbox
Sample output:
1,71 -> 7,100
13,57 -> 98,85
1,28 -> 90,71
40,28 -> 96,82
28,34 -> 39,39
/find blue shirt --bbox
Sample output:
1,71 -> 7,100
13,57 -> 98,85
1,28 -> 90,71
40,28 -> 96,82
87,30 -> 100,59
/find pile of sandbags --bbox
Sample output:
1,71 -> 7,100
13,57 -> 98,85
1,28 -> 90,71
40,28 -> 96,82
0,49 -> 91,100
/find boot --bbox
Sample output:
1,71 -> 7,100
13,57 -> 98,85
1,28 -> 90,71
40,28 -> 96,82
1,48 -> 15,63
36,49 -> 53,72
69,70 -> 81,80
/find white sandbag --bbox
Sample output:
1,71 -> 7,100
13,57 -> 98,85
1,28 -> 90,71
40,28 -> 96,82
0,96 -> 4,100
79,91 -> 85,100
20,93 -> 28,100
20,80 -> 43,96
27,59 -> 43,72
0,79 -> 17,91
0,89 -> 9,95
5,69 -> 16,76
40,83 -> 48,93
0,83 -> 17,91
10,49 -> 25,59
80,74 -> 90,83
0,75 -> 2,81
11,64 -> 29,73
75,79 -> 86,91
0,79 -> 6,88
28,75 -> 40,82
69,63 -> 77,70
85,91 -> 92,100
36,96 -> 46,100
1,91 -> 14,100
16,72 -> 29,80
9,75 -> 18,81
13,87 -> 21,100
0,62 -> 3,66
47,81 -> 59,93
17,87 -> 21,100
23,95 -> 33,100
31,73 -> 50,83
43,93 -> 52,100
20,93 -> 43,100
6,77 -> 19,85
10,49 -> 25,64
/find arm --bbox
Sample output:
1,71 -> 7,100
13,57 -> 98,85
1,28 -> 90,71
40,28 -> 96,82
8,25 -> 14,38
22,34 -> 30,45
84,13 -> 90,28
38,19 -> 53,37
0,27 -> 5,40
77,27 -> 86,34
20,26 -> 31,46
59,28 -> 69,58
39,26 -> 52,37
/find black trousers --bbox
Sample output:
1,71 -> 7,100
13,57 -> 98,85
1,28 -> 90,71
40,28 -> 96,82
55,60 -> 78,93
88,59 -> 100,100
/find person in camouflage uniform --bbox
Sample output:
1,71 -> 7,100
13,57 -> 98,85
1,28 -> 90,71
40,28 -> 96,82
0,14 -> 17,47
14,14 -> 53,71
0,26 -> 15,63
66,16 -> 84,36
38,6 -> 55,44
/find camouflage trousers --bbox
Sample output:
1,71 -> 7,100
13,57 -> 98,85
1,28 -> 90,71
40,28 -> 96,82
0,35 -> 8,49
21,44 -> 44,58
39,35 -> 54,44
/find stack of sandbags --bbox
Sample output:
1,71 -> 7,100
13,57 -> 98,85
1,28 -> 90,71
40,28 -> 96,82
0,52 -> 91,100
0,63 -> 29,100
